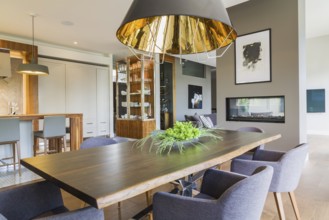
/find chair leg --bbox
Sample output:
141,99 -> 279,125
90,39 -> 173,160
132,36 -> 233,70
44,138 -> 48,155
118,202 -> 122,220
145,190 -> 153,220
63,136 -> 67,152
273,192 -> 286,220
146,190 -> 152,206
33,137 -> 38,156
16,142 -> 21,176
12,143 -> 16,171
288,191 -> 301,220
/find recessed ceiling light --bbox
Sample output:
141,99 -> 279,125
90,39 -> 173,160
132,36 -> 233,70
73,41 -> 78,45
61,21 -> 74,26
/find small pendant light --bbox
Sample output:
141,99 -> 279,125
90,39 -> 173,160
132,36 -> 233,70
17,14 -> 49,75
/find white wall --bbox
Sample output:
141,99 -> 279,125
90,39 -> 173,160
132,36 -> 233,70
175,58 -> 212,121
306,35 -> 329,135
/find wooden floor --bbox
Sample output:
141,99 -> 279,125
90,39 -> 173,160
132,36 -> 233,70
61,135 -> 329,220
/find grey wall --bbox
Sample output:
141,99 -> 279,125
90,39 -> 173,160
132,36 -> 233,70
306,35 -> 329,135
217,0 -> 306,151
175,58 -> 212,121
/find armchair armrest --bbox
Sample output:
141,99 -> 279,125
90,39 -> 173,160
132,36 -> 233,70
35,207 -> 104,220
231,158 -> 280,176
200,169 -> 246,199
253,149 -> 285,161
153,192 -> 218,220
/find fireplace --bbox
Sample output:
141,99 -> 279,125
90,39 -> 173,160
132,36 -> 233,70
226,96 -> 285,123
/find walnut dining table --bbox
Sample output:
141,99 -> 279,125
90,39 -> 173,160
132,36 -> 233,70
21,129 -> 281,209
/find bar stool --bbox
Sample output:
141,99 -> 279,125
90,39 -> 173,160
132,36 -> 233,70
33,116 -> 66,156
0,118 -> 21,175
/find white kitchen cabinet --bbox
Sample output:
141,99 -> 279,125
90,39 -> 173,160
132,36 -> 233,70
38,59 -> 66,113
38,58 -> 110,138
66,64 -> 97,137
96,67 -> 110,136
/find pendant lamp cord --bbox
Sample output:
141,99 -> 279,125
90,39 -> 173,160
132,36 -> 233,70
31,15 -> 35,62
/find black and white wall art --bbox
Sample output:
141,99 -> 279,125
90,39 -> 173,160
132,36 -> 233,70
235,29 -> 271,84
188,85 -> 203,109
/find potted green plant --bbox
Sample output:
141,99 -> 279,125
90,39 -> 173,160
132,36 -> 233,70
133,121 -> 222,154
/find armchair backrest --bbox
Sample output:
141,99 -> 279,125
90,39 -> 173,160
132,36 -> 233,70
217,166 -> 273,220
43,116 -> 66,138
273,143 -> 308,192
0,118 -> 20,143
237,127 -> 265,150
80,137 -> 117,149
237,127 -> 264,133
0,181 -> 65,220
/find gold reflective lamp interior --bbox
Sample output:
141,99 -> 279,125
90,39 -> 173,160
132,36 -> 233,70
116,0 -> 237,59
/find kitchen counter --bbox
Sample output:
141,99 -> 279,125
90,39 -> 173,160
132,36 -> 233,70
0,113 -> 83,159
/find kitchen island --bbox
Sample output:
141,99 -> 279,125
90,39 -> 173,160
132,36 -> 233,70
0,113 -> 83,159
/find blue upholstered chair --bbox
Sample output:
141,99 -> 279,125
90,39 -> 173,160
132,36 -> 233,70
79,136 -> 129,210
153,166 -> 273,220
236,127 -> 265,160
0,180 -> 104,220
231,143 -> 308,220
80,136 -> 118,149
0,118 -> 21,175
34,116 -> 66,156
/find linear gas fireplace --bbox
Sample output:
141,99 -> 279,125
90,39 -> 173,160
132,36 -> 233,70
226,96 -> 285,123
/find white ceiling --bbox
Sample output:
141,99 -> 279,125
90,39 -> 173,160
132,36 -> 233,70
0,0 -> 327,67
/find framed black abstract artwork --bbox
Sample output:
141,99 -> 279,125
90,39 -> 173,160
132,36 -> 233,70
235,29 -> 272,84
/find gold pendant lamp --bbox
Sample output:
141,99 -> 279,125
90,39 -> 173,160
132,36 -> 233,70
17,14 -> 49,75
116,0 -> 237,56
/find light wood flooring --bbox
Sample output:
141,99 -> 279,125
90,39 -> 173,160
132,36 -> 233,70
1,135 -> 328,219
60,135 -> 329,220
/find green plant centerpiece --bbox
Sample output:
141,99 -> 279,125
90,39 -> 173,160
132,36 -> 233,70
134,121 -> 222,154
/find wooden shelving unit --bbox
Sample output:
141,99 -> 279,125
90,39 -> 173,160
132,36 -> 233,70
115,55 -> 155,139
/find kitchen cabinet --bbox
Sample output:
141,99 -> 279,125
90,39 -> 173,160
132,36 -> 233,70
96,67 -> 110,136
66,64 -> 97,137
38,59 -> 66,113
38,58 -> 110,138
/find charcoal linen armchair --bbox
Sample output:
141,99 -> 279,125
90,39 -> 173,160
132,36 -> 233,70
231,143 -> 308,220
153,166 -> 273,220
0,180 -> 104,220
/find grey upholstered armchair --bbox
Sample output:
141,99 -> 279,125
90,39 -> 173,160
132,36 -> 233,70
231,143 -> 308,220
80,136 -> 129,149
236,127 -> 265,160
153,166 -> 273,220
80,136 -> 118,149
0,180 -> 104,220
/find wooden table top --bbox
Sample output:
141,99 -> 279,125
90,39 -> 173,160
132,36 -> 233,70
21,129 -> 281,209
